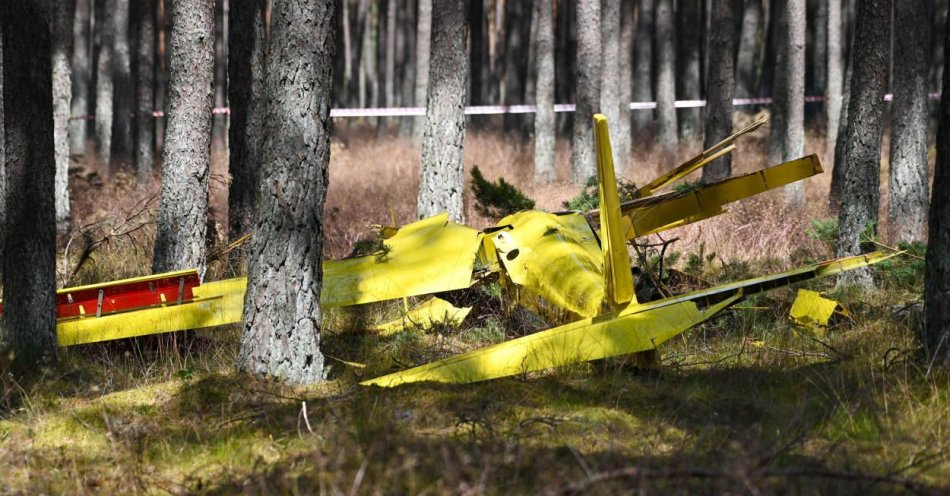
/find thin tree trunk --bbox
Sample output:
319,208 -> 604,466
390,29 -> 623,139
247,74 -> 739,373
830,28 -> 854,210
95,0 -> 115,168
812,0 -> 828,101
133,0 -> 156,181
735,0 -> 761,99
155,0 -> 167,155
412,0 -> 432,141
836,0 -> 891,288
53,0 -> 76,233
0,25 -> 5,272
397,1 -> 416,137
655,0 -> 677,159
702,0 -> 736,182
212,0 -> 228,152
826,0 -> 843,166
70,0 -> 93,155
676,0 -> 702,140
534,0 -> 556,183
239,0 -> 336,386
228,0 -> 266,243
152,0 -> 215,277
383,0 -> 395,130
572,0 -> 601,183
111,0 -> 133,167
342,0 -> 353,98
417,0 -> 469,221
615,0 -> 634,170
1,1 -> 58,366
632,0 -> 654,145
767,0 -> 806,206
502,0 -> 530,132
888,0 -> 931,243
924,4 -> 950,368
600,0 -> 621,166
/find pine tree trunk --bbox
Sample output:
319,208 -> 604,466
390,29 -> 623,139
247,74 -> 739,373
397,2 -> 416,137
383,0 -> 396,130
417,0 -> 469,221
534,0 -> 556,183
572,0 -> 601,183
502,0 -> 530,133
632,0 -> 655,145
111,0 -> 134,167
616,0 -> 634,170
1,1 -> 58,366
53,0 -> 76,233
238,0 -> 336,386
826,0 -> 843,166
925,9 -> 950,368
342,0 -> 353,98
702,0 -> 736,182
887,0 -> 931,243
735,0 -> 762,99
676,0 -> 702,141
155,0 -> 167,155
133,0 -> 156,181
95,0 -> 115,168
836,0 -> 891,288
655,0 -> 677,159
600,0 -> 621,166
812,0 -> 828,100
767,0 -> 806,206
0,25 -> 5,273
228,0 -> 266,243
412,0 -> 432,141
70,0 -> 93,155
152,0 -> 214,277
212,0 -> 228,152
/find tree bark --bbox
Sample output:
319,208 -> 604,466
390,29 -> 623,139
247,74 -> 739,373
0,25 -> 4,272
615,0 -> 634,170
133,0 -> 156,181
111,0 -> 134,167
412,0 -> 431,141
534,0 -> 556,183
826,0 -> 843,166
383,0 -> 396,130
228,0 -> 266,244
925,4 -> 950,368
655,0 -> 677,159
212,0 -> 228,152
676,0 -> 702,140
572,0 -> 601,183
53,0 -> 76,233
767,0 -> 806,206
95,0 -> 115,168
702,0 -> 736,182
887,0 -> 931,243
835,0 -> 891,288
812,0 -> 828,99
600,0 -> 621,166
1,1 -> 58,366
735,0 -> 761,99
417,0 -> 469,221
152,0 -> 214,277
238,0 -> 336,386
70,0 -> 93,155
632,0 -> 654,145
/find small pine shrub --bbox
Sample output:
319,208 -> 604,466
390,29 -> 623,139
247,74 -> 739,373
562,175 -> 639,211
470,166 -> 535,220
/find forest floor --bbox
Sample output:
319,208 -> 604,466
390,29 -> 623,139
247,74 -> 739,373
2,115 -> 949,494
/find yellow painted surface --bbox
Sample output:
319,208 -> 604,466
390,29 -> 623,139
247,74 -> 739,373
789,289 -> 840,328
321,214 -> 484,307
593,114 -> 636,308
57,268 -> 198,294
371,297 -> 472,336
57,277 -> 246,346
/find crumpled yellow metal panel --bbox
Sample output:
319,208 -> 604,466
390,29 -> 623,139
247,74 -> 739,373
361,293 -> 741,387
321,213 -> 484,307
491,210 -> 606,320
370,297 -> 472,336
57,277 -> 246,346
618,154 -> 823,238
593,114 -> 636,309
789,289 -> 840,329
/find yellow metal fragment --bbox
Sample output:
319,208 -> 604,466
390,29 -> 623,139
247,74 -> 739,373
321,213 -> 484,307
371,297 -> 472,336
58,277 -> 246,346
789,289 -> 840,329
593,114 -> 636,308
361,293 -> 741,387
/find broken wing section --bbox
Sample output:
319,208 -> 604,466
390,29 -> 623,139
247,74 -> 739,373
321,213 -> 485,307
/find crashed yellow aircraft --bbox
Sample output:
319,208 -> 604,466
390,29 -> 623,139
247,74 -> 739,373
44,115 -> 895,387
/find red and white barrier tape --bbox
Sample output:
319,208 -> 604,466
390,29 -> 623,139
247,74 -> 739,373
68,93 -> 941,121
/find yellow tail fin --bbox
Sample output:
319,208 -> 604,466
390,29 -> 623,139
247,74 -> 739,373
593,114 -> 636,308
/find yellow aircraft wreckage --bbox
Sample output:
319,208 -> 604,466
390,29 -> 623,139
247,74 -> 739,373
33,115 -> 897,387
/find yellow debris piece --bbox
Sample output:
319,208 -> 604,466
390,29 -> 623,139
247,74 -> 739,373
361,293 -> 742,387
593,114 -> 636,309
371,297 -> 472,336
58,277 -> 246,347
321,213 -> 484,307
789,289 -> 841,329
